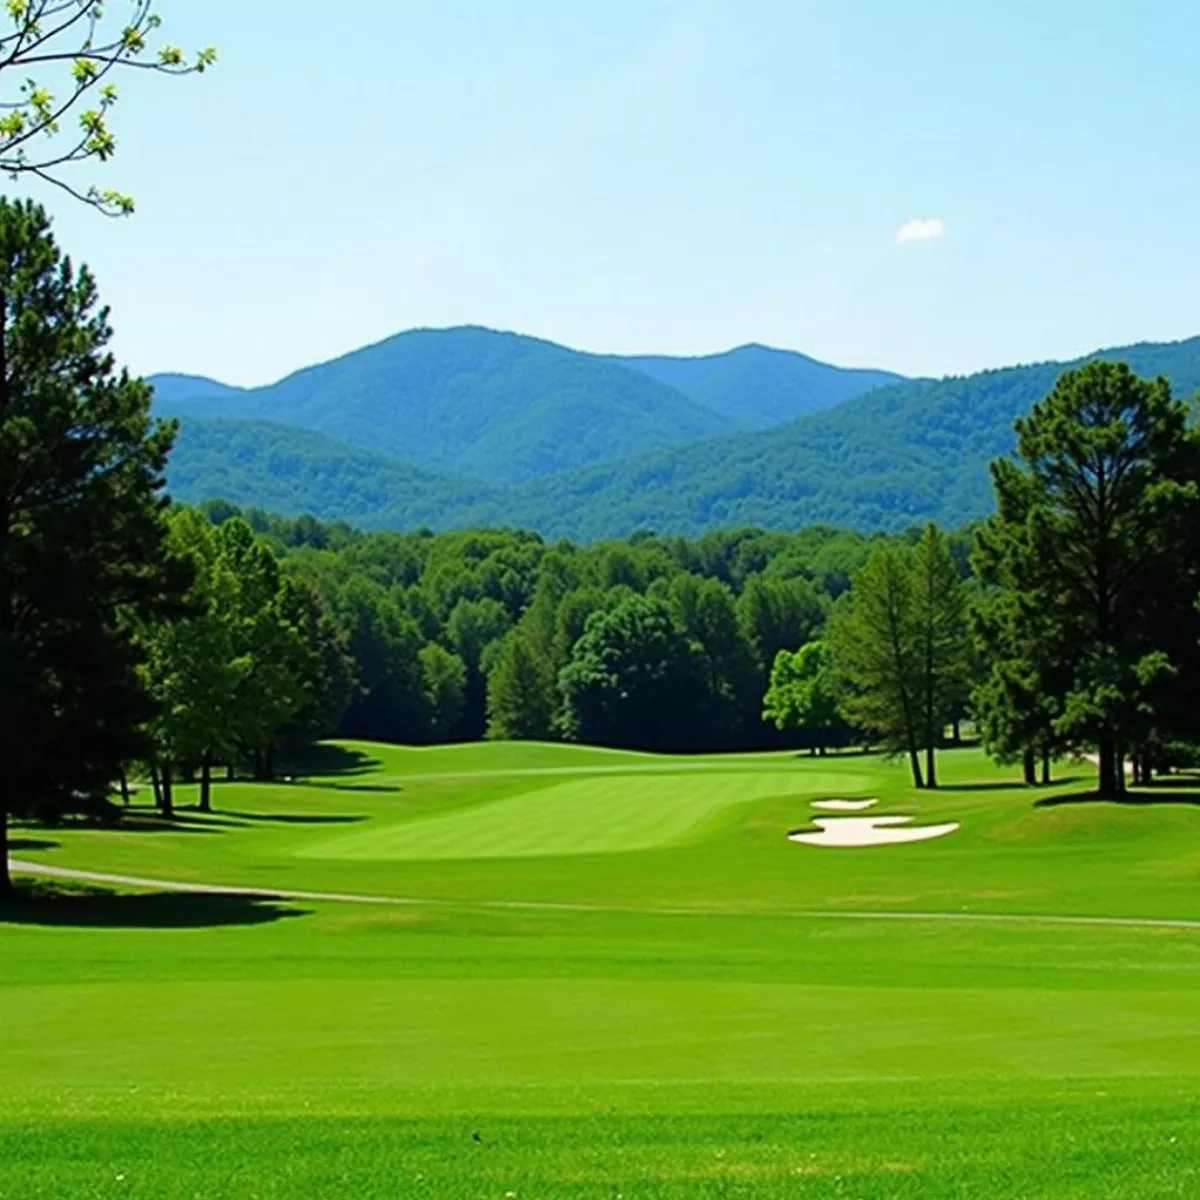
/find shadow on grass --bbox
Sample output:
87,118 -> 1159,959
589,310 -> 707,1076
8,838 -> 60,853
947,776 -> 1087,793
217,810 -> 366,826
0,884 -> 309,928
1035,789 -> 1200,809
99,811 -> 234,834
323,783 -> 401,795
286,743 -> 382,780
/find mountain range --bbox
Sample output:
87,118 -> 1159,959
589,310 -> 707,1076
156,326 -> 1200,539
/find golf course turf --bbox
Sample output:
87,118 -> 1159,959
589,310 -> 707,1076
3,742 -> 1199,1197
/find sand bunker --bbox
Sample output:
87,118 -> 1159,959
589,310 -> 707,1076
811,798 -> 879,812
789,816 -> 960,848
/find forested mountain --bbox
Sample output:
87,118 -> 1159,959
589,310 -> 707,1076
148,373 -> 247,404
169,418 -> 501,526
606,344 -> 904,428
489,335 -> 1200,537
152,326 -> 736,484
162,332 -> 1200,540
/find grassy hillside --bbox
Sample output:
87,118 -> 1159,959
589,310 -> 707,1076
5,741 -> 1200,1196
608,343 -> 904,428
156,326 -> 735,484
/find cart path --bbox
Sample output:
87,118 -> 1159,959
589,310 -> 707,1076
10,858 -> 1200,932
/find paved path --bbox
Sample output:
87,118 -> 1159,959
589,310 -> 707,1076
10,859 -> 1200,932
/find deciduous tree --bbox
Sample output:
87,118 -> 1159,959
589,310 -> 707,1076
0,1 -> 214,214
762,641 -> 843,755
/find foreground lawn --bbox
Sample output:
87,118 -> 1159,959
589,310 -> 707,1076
3,743 -> 1200,1196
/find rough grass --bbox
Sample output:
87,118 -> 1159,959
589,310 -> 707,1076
3,743 -> 1200,1196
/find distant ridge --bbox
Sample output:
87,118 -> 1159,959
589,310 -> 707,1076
161,328 -> 1200,540
604,344 -> 904,428
151,325 -> 905,484
149,373 -> 247,404
152,326 -> 736,485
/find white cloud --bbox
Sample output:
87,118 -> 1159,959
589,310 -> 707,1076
896,217 -> 946,244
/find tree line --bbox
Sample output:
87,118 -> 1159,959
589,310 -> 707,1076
4,193 -> 1200,897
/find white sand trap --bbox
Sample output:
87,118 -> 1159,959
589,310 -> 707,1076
811,798 -> 879,812
789,816 -> 960,848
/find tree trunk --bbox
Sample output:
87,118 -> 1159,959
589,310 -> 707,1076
1023,747 -> 1037,786
1097,729 -> 1119,798
1040,751 -> 1051,786
199,751 -> 213,814
119,769 -> 131,807
0,804 -> 14,901
908,745 -> 925,790
160,762 -> 174,817
226,762 -> 235,782
925,742 -> 938,790
149,762 -> 163,810
952,718 -> 962,745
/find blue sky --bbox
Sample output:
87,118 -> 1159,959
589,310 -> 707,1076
22,0 -> 1200,385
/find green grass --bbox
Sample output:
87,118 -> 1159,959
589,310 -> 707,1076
3,743 -> 1200,1196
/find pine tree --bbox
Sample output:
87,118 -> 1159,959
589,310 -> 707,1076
0,200 -> 187,895
976,361 -> 1200,797
828,546 -> 926,787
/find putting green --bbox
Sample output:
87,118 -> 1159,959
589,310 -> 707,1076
302,768 -> 874,861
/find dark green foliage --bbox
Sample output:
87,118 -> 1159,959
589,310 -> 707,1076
666,574 -> 760,745
486,632 -> 556,741
445,597 -> 510,740
328,578 -> 426,744
558,596 -> 708,751
974,361 -> 1200,796
829,544 -> 926,783
155,326 -> 733,484
418,644 -> 467,742
736,575 -> 827,673
0,200 -> 187,889
608,343 -> 903,429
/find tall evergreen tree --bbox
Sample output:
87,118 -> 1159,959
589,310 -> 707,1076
0,200 -> 187,894
828,546 -> 926,787
975,361 -> 1200,797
